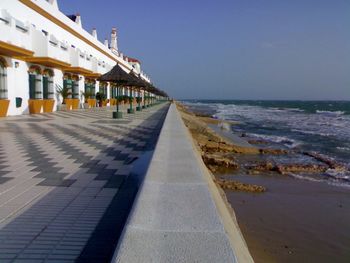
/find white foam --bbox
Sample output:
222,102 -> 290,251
248,133 -> 301,148
288,173 -> 324,183
336,146 -> 350,152
316,110 -> 345,116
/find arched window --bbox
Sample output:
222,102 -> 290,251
28,65 -> 42,99
72,75 -> 79,99
63,73 -> 72,99
0,57 -> 7,99
43,69 -> 54,99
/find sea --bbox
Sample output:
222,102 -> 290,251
182,100 -> 350,187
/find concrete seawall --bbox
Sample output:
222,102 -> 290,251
112,103 -> 254,263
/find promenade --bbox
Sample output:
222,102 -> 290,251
113,104 -> 253,263
0,103 -> 169,262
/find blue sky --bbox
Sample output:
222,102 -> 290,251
59,0 -> 350,100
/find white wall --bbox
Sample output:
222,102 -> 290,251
1,0 -> 152,116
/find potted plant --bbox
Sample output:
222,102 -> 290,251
127,95 -> 135,114
122,95 -> 129,104
136,96 -> 142,111
55,84 -> 71,111
101,94 -> 108,107
0,90 -> 9,117
95,92 -> 104,107
81,90 -> 94,109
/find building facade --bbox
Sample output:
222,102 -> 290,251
0,0 -> 151,117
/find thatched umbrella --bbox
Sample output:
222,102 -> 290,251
99,63 -> 135,118
99,63 -> 134,83
127,71 -> 150,111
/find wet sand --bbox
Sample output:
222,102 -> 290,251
222,173 -> 350,263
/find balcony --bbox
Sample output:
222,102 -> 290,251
26,29 -> 71,68
63,48 -> 94,75
0,9 -> 33,57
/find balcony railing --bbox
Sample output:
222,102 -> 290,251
69,48 -> 94,71
31,30 -> 70,63
0,9 -> 32,51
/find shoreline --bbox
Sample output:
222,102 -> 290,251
176,102 -> 350,263
225,172 -> 350,263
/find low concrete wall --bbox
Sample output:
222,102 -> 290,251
111,103 -> 254,263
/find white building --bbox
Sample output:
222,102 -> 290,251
0,0 -> 152,117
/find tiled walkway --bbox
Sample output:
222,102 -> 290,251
0,103 -> 169,263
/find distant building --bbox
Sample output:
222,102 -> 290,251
0,0 -> 151,116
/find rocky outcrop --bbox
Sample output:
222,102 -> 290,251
197,139 -> 259,154
245,161 -> 329,175
178,104 -> 259,155
202,153 -> 239,173
215,179 -> 266,193
275,163 -> 328,175
248,140 -> 269,145
245,161 -> 276,174
259,148 -> 289,155
303,152 -> 348,172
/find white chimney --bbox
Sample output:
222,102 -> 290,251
48,0 -> 58,9
75,13 -> 82,27
104,38 -> 109,47
92,28 -> 97,39
110,27 -> 118,51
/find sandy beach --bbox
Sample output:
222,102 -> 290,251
177,102 -> 350,263
225,173 -> 350,263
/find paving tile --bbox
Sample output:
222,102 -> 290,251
0,104 -> 170,261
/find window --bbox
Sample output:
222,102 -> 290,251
43,69 -> 54,99
110,85 -> 117,99
72,75 -> 79,99
15,19 -> 28,32
0,59 -> 7,99
28,66 -> 42,99
85,79 -> 95,99
99,82 -> 108,99
63,77 -> 73,99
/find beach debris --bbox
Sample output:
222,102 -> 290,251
215,179 -> 266,193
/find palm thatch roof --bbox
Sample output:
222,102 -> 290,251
98,64 -> 134,85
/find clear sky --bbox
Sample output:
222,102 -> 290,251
58,0 -> 350,100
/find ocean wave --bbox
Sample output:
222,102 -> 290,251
291,129 -> 332,137
325,169 -> 350,181
248,133 -> 301,148
289,172 -> 350,188
327,181 -> 350,189
316,110 -> 345,116
286,108 -> 305,112
288,173 -> 324,183
336,146 -> 350,152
